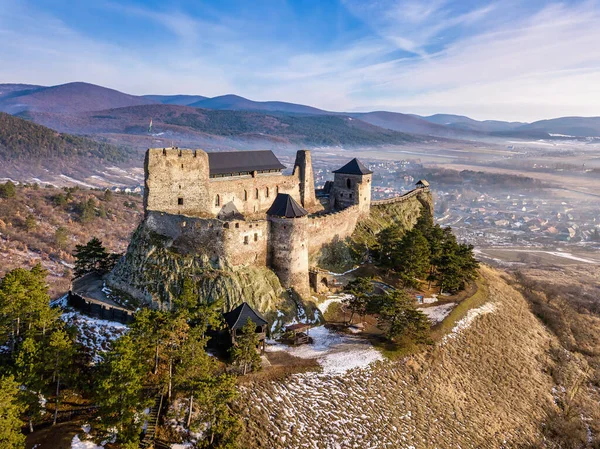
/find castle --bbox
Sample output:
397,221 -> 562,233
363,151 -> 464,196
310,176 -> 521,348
138,147 -> 431,299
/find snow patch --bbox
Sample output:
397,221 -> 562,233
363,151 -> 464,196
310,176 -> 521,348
443,302 -> 496,343
418,303 -> 456,324
71,435 -> 103,449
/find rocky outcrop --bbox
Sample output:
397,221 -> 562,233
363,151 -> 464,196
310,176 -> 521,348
106,220 -> 295,319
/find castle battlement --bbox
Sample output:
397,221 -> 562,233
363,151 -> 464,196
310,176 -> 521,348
135,147 -> 430,298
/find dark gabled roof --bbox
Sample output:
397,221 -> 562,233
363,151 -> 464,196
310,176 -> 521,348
332,158 -> 373,175
416,179 -> 430,187
266,193 -> 308,218
223,302 -> 268,330
207,150 -> 286,175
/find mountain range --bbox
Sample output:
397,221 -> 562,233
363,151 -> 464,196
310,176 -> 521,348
1,81 -> 600,145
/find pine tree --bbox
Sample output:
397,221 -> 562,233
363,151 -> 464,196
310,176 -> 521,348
46,328 -> 75,425
0,181 -> 16,199
230,318 -> 261,375
54,226 -> 69,250
376,290 -> 430,342
390,229 -> 431,287
14,337 -> 44,432
0,375 -> 25,449
73,237 -> 109,277
343,277 -> 372,324
96,335 -> 150,446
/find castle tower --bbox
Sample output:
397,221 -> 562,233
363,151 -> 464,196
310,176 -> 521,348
267,193 -> 310,297
329,158 -> 373,215
144,148 -> 211,217
293,150 -> 317,209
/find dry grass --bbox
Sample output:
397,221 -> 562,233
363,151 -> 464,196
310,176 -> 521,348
235,266 -> 559,448
0,184 -> 142,297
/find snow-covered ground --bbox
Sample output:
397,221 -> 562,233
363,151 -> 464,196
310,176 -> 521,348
71,435 -> 103,449
316,293 -> 352,314
443,302 -> 497,343
267,325 -> 383,374
418,303 -> 456,324
61,312 -> 128,363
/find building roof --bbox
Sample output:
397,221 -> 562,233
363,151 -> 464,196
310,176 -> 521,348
266,193 -> 308,218
207,150 -> 286,176
416,179 -> 430,187
223,302 -> 268,331
332,158 -> 373,175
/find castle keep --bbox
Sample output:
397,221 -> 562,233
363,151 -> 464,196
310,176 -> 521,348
113,147 -> 431,304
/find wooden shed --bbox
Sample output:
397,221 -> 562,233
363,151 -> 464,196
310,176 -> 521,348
223,302 -> 268,353
416,179 -> 430,188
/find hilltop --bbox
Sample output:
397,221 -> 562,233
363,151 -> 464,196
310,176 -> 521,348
0,112 -> 130,162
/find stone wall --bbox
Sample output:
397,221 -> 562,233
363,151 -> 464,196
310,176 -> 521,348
307,206 -> 361,258
144,148 -> 211,217
268,215 -> 310,297
208,173 -> 302,218
144,147 -> 318,219
329,173 -> 372,214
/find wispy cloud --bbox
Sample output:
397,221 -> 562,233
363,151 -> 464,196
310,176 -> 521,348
0,0 -> 599,121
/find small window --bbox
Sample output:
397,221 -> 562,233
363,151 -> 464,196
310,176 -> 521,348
266,187 -> 270,198
235,223 -> 239,229
224,223 -> 229,229
244,236 -> 249,245
244,190 -> 248,201
179,185 -> 181,189
178,198 -> 184,205
346,178 -> 352,189
215,195 -> 220,207
181,164 -> 184,169
349,193 -> 353,199
255,188 -> 259,199
254,233 -> 258,241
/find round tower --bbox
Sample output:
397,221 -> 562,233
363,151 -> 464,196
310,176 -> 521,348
267,194 -> 310,298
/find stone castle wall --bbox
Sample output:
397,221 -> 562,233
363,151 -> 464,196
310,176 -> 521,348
144,148 -> 317,219
307,206 -> 361,257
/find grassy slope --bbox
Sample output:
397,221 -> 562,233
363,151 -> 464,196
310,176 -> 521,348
0,185 -> 143,297
236,266 -> 558,448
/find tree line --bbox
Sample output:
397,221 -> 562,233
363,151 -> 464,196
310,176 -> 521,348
376,208 -> 479,294
0,263 -> 261,448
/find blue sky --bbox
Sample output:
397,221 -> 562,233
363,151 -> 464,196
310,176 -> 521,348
1,0 -> 600,121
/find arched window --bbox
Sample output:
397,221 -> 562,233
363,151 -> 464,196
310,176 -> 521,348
346,178 -> 352,189
215,195 -> 220,207
266,187 -> 270,198
244,190 -> 248,201
255,188 -> 259,199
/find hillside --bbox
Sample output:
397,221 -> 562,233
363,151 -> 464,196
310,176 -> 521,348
0,82 -> 155,114
236,267 -> 586,448
419,113 -> 525,133
519,116 -> 600,137
0,112 -> 129,162
353,111 -> 474,138
24,104 -> 422,147
142,94 -> 207,106
0,183 -> 143,298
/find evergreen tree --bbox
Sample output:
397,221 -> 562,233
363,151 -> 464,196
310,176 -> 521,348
54,226 -> 69,250
0,264 -> 57,354
103,189 -> 113,202
0,181 -> 16,199
24,214 -> 37,232
229,318 -> 261,375
0,375 -> 25,449
14,337 -> 44,432
73,237 -> 109,277
389,229 -> 431,287
77,198 -> 97,223
376,224 -> 404,267
96,335 -> 150,446
46,328 -> 75,425
343,277 -> 372,324
376,290 -> 430,342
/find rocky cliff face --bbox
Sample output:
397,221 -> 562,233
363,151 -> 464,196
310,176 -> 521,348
107,221 -> 295,320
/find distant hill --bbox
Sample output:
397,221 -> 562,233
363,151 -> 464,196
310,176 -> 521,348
0,112 -> 129,162
0,82 -> 155,115
0,84 -> 45,99
352,111 -> 473,138
190,94 -> 330,115
142,94 -> 207,106
23,104 -> 421,147
517,116 -> 600,137
418,114 -> 526,133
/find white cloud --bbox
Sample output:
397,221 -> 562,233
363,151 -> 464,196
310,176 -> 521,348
0,0 -> 600,121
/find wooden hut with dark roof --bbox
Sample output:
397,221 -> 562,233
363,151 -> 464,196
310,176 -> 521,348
416,179 -> 430,188
222,302 -> 268,353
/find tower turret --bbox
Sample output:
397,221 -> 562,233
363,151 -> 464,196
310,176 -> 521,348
293,150 -> 317,209
329,158 -> 373,215
267,193 -> 310,297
